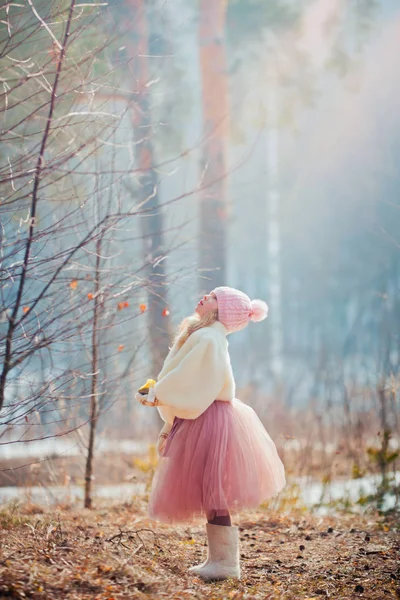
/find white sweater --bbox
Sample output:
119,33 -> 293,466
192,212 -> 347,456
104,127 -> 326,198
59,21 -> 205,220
155,321 -> 235,426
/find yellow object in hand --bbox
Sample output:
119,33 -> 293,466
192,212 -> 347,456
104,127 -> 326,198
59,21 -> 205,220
138,378 -> 156,395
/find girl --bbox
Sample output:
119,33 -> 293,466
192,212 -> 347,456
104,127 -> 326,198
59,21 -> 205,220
135,286 -> 285,581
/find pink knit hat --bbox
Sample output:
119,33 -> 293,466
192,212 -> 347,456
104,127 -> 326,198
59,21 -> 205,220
211,286 -> 269,333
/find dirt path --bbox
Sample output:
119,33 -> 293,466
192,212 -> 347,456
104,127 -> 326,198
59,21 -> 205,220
0,500 -> 399,599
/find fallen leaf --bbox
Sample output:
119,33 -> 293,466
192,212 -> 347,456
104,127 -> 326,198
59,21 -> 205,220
70,279 -> 78,290
140,304 -> 147,313
118,345 -> 124,352
87,293 -> 93,300
23,306 -> 30,313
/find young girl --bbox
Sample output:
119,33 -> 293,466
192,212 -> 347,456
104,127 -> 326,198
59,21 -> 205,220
135,286 -> 285,581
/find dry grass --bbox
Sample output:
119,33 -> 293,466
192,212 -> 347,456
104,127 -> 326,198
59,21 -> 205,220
0,497 -> 399,600
0,454 -> 141,489
0,445 -> 392,490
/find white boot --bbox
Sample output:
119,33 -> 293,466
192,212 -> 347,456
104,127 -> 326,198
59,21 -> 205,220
188,555 -> 209,575
189,524 -> 241,581
188,537 -> 210,575
188,524 -> 214,575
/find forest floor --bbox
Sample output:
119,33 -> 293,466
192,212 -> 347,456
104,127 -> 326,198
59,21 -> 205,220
0,496 -> 399,600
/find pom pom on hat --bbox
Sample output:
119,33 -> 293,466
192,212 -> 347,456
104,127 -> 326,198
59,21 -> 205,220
250,299 -> 268,322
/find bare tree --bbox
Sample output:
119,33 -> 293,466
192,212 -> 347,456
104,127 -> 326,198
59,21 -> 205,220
0,0 -> 193,503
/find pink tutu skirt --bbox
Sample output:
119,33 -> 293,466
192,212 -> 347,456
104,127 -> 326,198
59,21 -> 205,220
149,399 -> 286,523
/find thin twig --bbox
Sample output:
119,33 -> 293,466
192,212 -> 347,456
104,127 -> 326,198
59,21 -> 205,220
26,0 -> 62,50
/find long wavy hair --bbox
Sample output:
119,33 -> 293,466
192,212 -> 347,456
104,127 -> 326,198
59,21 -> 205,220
174,309 -> 219,350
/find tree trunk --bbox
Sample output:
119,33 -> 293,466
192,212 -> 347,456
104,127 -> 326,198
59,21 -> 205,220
198,0 -> 229,294
265,62 -> 283,380
125,0 -> 171,376
84,238 -> 101,509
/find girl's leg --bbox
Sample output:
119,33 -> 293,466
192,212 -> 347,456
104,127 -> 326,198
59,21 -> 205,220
190,512 -> 240,580
206,510 -> 231,527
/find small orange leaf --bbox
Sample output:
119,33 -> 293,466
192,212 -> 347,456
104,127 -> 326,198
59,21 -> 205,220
117,302 -> 124,311
140,303 -> 147,313
23,306 -> 30,313
117,344 -> 124,352
217,207 -> 227,220
162,308 -> 170,317
87,293 -> 93,300
48,41 -> 61,64
70,279 -> 78,290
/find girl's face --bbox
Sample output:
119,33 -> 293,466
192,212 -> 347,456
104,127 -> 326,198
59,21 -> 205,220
195,292 -> 218,317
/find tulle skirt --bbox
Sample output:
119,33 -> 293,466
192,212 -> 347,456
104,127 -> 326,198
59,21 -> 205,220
149,399 -> 286,523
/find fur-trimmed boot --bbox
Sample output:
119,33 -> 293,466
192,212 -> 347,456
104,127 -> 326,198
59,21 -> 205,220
189,524 -> 241,581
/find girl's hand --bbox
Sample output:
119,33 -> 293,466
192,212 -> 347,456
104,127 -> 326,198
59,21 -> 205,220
156,422 -> 172,457
135,386 -> 159,406
157,431 -> 169,456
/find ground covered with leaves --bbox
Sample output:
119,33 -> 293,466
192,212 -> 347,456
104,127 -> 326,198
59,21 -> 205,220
0,498 -> 399,600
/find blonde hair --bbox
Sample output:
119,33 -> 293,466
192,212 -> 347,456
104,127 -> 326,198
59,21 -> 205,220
174,309 -> 218,350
